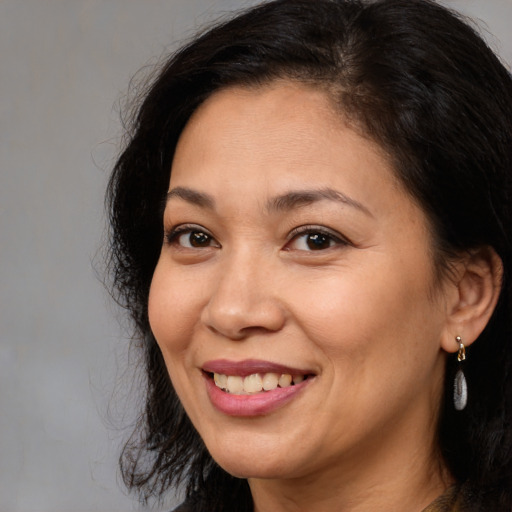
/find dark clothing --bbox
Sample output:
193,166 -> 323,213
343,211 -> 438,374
423,484 -> 470,512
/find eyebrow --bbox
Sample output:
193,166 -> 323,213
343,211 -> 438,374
166,186 -> 372,217
166,187 -> 215,209
267,188 -> 373,217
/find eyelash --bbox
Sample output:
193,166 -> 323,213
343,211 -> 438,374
165,224 -> 218,248
286,225 -> 350,251
164,224 -> 350,251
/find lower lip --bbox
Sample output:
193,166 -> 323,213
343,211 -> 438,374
204,374 -> 312,417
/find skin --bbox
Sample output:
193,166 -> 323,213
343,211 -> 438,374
148,82 -> 499,511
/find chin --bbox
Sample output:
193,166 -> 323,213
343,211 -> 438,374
207,441 -> 294,480
216,458 -> 289,480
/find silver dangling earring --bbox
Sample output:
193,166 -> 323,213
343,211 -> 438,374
453,336 -> 467,411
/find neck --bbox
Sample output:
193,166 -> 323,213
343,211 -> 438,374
249,420 -> 452,512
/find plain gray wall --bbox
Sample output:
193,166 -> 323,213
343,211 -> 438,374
1,1 -> 510,511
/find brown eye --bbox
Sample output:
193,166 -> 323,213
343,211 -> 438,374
188,231 -> 212,247
177,230 -> 217,248
304,233 -> 333,250
166,226 -> 220,249
286,227 -> 348,252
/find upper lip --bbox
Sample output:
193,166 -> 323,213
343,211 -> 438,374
202,359 -> 315,377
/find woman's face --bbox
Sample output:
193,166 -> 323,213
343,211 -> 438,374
149,82 -> 452,483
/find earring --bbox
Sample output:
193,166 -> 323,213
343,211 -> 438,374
453,336 -> 467,411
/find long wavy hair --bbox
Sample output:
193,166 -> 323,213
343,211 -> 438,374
106,0 -> 512,510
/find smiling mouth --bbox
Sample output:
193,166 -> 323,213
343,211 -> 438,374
207,372 -> 312,395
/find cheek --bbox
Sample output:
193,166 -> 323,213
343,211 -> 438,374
148,264 -> 201,403
285,256 -> 441,363
148,262 -> 201,354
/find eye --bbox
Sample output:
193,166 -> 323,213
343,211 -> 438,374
165,225 -> 220,249
286,226 -> 348,251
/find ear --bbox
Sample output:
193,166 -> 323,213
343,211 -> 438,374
440,246 -> 503,353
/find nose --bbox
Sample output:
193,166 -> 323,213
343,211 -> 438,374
200,252 -> 286,340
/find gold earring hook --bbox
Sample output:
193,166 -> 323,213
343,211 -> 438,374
456,336 -> 466,362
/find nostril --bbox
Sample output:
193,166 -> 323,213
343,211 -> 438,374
201,300 -> 286,340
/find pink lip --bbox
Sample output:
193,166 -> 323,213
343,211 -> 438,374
202,358 -> 312,377
202,359 -> 315,417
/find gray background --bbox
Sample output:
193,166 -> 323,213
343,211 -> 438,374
1,1 -> 511,511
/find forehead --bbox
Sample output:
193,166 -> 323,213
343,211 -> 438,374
170,82 -> 399,195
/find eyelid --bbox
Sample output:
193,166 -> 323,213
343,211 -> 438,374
285,224 -> 351,249
164,223 -> 220,247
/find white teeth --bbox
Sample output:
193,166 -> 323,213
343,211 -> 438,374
226,375 -> 244,394
213,371 -> 307,395
262,372 -> 279,391
214,373 -> 227,389
278,374 -> 292,388
244,374 -> 263,393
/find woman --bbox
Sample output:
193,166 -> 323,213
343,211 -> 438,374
106,0 -> 512,510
